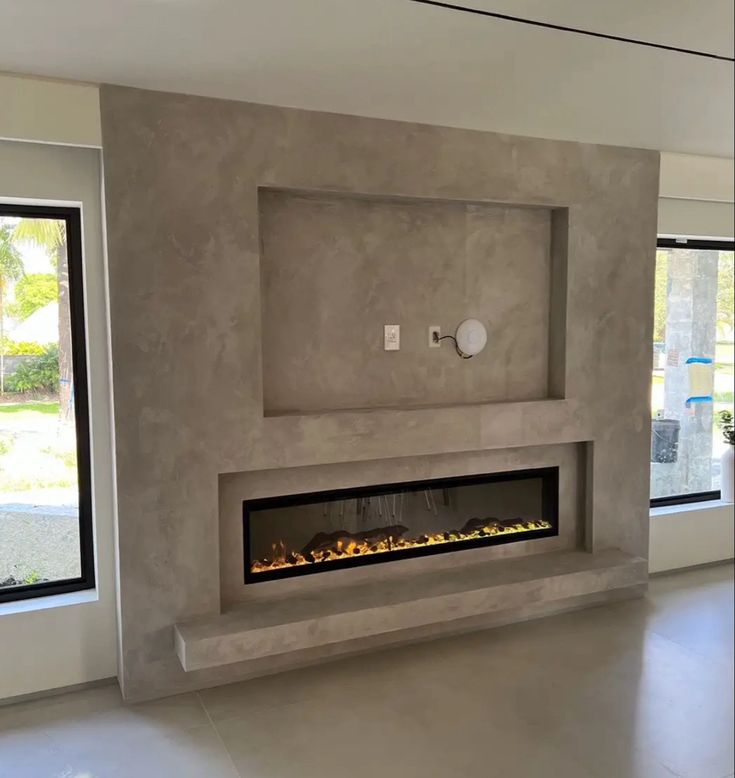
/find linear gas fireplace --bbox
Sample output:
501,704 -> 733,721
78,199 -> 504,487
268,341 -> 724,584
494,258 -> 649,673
244,467 -> 558,583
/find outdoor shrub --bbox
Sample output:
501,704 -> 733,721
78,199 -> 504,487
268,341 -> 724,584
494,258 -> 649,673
5,344 -> 60,393
8,273 -> 57,320
0,435 -> 12,456
0,337 -> 46,356
718,410 -> 735,446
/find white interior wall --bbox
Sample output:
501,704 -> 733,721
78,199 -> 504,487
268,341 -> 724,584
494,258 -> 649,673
654,154 -> 734,573
0,73 -> 101,147
659,152 -> 734,203
659,151 -> 735,238
650,502 -> 734,573
658,199 -> 735,240
0,117 -> 117,699
0,73 -> 731,700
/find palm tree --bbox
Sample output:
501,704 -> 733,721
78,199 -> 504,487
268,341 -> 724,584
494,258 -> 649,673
0,225 -> 24,394
12,219 -> 72,420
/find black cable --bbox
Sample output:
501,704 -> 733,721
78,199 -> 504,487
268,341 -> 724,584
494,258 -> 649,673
437,334 -> 474,358
408,0 -> 735,63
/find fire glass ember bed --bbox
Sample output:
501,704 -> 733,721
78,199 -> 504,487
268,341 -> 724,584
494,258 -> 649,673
243,467 -> 559,583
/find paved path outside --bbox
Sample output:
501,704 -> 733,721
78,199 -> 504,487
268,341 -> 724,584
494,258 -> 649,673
0,489 -> 79,584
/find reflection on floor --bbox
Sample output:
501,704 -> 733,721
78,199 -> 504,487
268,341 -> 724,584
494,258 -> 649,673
0,563 -> 733,778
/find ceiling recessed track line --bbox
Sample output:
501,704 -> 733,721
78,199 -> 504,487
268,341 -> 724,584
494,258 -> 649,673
408,0 -> 735,62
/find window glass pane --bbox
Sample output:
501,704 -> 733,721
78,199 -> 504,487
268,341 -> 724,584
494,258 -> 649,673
0,215 -> 82,591
651,245 -> 735,500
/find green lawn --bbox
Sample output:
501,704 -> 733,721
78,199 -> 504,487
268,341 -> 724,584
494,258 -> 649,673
0,401 -> 59,415
0,399 -> 75,491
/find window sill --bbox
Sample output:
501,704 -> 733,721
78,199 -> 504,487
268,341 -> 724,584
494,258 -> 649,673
650,499 -> 731,517
0,587 -> 99,617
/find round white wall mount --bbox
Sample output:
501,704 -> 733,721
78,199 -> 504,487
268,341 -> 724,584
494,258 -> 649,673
455,318 -> 487,357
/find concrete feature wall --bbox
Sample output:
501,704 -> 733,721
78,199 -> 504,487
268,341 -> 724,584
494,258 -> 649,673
100,85 -> 659,701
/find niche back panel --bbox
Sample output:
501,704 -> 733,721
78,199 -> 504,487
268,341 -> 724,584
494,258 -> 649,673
260,189 -> 562,415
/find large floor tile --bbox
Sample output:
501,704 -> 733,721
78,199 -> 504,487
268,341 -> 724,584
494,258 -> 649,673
212,688 -> 599,778
0,721 -> 239,778
0,564 -> 732,778
644,563 -> 735,670
0,689 -> 235,778
0,683 -> 123,731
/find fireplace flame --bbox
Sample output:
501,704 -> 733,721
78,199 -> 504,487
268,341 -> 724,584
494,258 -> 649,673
251,518 -> 552,575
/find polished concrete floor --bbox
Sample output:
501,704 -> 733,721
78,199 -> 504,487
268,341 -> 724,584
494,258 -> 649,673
0,563 -> 733,778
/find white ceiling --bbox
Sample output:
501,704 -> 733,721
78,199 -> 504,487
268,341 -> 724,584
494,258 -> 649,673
1,0 -> 733,156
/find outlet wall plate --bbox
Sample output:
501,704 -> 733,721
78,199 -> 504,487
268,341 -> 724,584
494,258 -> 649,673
384,324 -> 400,351
429,325 -> 441,348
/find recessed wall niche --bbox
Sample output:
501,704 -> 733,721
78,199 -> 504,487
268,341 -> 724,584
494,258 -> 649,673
260,188 -> 568,415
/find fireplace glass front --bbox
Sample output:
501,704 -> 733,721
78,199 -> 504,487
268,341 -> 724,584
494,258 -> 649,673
244,467 -> 558,583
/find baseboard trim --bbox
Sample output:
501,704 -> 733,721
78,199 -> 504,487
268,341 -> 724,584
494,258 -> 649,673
649,558 -> 734,577
0,676 -> 118,708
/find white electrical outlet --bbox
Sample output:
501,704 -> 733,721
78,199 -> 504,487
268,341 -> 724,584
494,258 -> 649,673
429,325 -> 441,348
384,324 -> 400,351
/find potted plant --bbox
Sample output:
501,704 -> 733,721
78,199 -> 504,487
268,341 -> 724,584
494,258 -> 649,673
717,410 -> 734,503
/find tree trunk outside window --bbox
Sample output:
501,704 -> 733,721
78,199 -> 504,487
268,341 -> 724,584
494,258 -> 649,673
57,239 -> 73,423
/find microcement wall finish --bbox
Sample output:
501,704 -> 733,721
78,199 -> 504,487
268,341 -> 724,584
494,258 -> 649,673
259,190 -> 555,413
100,85 -> 659,701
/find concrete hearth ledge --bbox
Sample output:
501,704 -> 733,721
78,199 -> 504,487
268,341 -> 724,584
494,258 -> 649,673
175,550 -> 646,672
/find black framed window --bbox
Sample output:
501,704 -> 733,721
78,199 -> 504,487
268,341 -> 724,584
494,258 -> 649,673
651,238 -> 734,508
0,204 -> 94,602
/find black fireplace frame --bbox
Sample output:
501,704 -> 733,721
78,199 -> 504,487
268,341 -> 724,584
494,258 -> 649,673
243,467 -> 559,584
